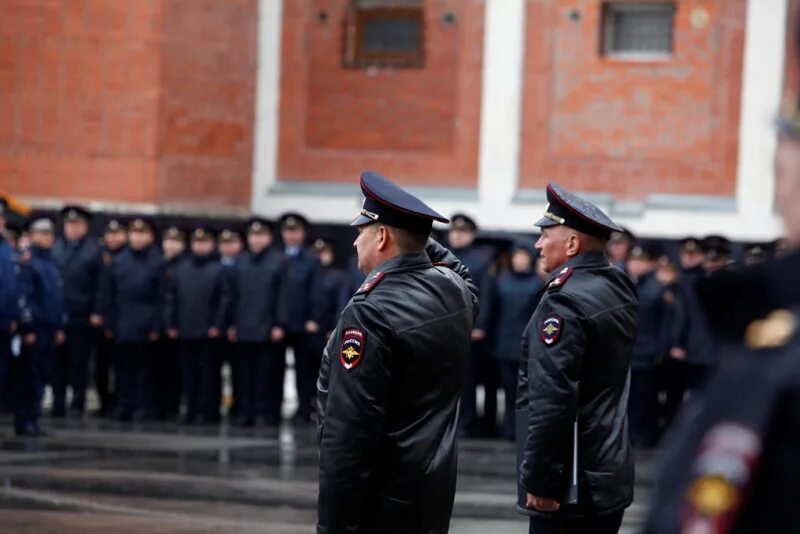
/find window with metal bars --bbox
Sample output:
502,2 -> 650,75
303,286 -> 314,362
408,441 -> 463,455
602,3 -> 675,59
343,0 -> 424,68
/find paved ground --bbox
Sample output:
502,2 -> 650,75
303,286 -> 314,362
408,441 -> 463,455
0,418 -> 654,533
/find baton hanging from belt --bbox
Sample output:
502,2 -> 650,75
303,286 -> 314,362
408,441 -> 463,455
566,417 -> 579,505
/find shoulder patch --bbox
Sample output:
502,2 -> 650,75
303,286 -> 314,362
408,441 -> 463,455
547,266 -> 573,291
340,328 -> 366,370
356,271 -> 385,295
682,423 -> 762,532
540,314 -> 563,346
745,309 -> 796,350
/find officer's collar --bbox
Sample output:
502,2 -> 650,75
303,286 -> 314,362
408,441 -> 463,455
547,250 -> 608,281
367,250 -> 431,278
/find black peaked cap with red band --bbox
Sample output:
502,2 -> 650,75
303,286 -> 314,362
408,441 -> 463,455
350,171 -> 449,234
535,183 -> 623,240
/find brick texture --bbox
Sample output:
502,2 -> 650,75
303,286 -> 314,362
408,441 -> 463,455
0,0 -> 256,211
519,0 -> 746,200
277,0 -> 484,187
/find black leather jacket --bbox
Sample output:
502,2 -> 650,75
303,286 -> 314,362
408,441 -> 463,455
316,239 -> 478,534
516,251 -> 638,518
646,250 -> 800,534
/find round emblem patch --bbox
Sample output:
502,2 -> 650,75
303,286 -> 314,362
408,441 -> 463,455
540,315 -> 563,346
340,328 -> 365,370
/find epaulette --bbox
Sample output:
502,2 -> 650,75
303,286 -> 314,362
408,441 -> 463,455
355,271 -> 385,296
547,266 -> 573,291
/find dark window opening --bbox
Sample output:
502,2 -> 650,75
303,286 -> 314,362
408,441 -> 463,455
602,3 -> 675,59
344,1 -> 424,68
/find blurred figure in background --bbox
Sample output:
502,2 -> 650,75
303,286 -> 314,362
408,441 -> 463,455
165,228 -> 228,424
674,236 -> 715,394
155,226 -> 186,421
607,227 -> 635,271
227,218 -> 285,427
15,219 -> 64,436
0,201 -> 19,416
743,242 -> 772,266
337,254 -> 365,314
93,219 -> 127,416
217,228 -> 243,416
310,239 -> 343,410
4,221 -> 22,251
448,213 -> 497,438
492,242 -> 543,441
626,240 -> 672,449
101,217 -> 163,422
700,235 -> 733,273
51,206 -> 101,419
276,213 -> 320,425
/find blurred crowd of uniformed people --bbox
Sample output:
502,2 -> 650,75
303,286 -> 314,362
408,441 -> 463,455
0,198 -> 786,439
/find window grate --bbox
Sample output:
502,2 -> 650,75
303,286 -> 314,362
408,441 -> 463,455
343,1 -> 424,69
603,3 -> 675,59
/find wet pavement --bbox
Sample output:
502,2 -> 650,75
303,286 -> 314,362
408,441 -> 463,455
0,417 -> 654,533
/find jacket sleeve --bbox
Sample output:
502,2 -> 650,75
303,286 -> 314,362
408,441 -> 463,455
163,267 -> 178,332
520,292 -> 585,500
425,238 -> 479,318
87,247 -> 102,316
317,300 -> 394,533
152,260 -> 165,335
268,257 -> 286,330
213,266 -> 230,331
17,260 -> 34,334
308,258 -> 324,325
474,267 -> 495,332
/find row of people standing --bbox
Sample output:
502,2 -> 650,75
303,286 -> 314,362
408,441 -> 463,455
611,231 -> 782,448
0,204 -> 365,434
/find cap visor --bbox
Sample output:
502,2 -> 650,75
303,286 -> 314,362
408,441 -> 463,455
534,217 -> 559,229
350,214 -> 375,227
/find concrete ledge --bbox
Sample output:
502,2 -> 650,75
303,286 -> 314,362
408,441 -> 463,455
270,180 -> 479,201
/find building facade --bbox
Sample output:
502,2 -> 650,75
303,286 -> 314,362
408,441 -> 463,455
0,0 -> 796,239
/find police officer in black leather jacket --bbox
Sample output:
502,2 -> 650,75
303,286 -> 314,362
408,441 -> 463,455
316,171 -> 478,534
517,183 -> 638,534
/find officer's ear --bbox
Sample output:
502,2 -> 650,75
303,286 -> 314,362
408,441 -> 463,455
565,232 -> 581,257
376,225 -> 390,252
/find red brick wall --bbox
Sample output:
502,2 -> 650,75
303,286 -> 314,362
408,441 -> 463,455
0,0 -> 256,211
157,0 -> 257,210
0,0 -> 162,203
277,0 -> 484,187
519,0 -> 746,199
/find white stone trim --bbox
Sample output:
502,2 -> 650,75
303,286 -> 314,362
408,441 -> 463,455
251,0 -> 284,215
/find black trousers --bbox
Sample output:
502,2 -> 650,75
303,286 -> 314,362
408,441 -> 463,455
235,341 -> 283,423
529,510 -> 624,534
115,342 -> 154,418
218,338 -> 238,416
94,331 -> 115,414
155,337 -> 181,419
53,324 -> 93,414
12,328 -> 54,431
630,367 -> 660,448
282,333 -> 312,419
0,330 -> 10,412
459,340 -> 499,437
499,360 -> 518,441
180,339 -> 216,420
